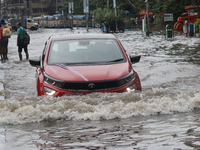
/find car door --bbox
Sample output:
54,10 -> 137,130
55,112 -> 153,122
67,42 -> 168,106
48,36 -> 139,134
36,39 -> 50,95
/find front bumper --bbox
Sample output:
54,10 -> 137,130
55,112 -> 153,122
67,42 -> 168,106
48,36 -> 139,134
42,82 -> 139,96
38,72 -> 141,96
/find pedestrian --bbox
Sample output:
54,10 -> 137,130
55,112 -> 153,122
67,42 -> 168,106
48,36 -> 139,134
153,15 -> 156,23
0,22 -> 2,62
1,19 -> 9,61
140,16 -> 143,25
136,16 -> 139,27
0,22 -> 7,62
183,19 -> 188,37
16,22 -> 29,61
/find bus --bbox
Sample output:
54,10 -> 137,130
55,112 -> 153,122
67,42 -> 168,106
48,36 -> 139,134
33,16 -> 42,28
57,14 -> 71,28
47,16 -> 54,28
73,15 -> 92,27
33,14 -> 94,28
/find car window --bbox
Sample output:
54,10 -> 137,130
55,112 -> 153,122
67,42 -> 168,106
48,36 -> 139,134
52,43 -> 58,51
48,39 -> 125,65
28,20 -> 34,23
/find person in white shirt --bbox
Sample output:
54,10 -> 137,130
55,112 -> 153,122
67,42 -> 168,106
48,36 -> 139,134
183,19 -> 188,37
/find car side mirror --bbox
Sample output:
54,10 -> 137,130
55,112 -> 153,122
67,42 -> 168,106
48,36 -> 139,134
29,59 -> 40,67
130,55 -> 141,64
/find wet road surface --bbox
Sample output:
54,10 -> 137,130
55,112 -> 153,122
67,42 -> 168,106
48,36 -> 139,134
1,27 -> 200,149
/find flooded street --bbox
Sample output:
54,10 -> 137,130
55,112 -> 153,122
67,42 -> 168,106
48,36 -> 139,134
1,27 -> 200,149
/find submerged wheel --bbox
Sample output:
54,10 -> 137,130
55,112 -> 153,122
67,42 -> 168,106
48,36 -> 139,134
30,26 -> 35,30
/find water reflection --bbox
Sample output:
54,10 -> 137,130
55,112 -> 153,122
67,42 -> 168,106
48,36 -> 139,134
6,110 -> 200,150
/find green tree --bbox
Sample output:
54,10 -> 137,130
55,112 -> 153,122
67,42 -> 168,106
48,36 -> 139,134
193,0 -> 200,19
54,0 -> 196,25
47,0 -> 56,15
92,7 -> 125,33
59,0 -> 97,15
162,0 -> 193,20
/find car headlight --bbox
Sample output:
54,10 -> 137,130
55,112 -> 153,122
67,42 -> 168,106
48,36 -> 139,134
44,72 -> 65,89
117,72 -> 135,87
44,87 -> 56,95
126,83 -> 136,92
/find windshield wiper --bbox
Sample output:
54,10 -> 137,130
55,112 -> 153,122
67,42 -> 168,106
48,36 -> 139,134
54,62 -> 93,66
109,58 -> 124,62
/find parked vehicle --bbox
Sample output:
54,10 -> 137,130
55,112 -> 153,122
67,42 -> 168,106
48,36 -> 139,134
63,15 -> 72,28
9,18 -> 38,31
46,15 -> 60,28
57,14 -> 71,28
34,14 -> 71,28
47,16 -> 54,28
101,21 -> 125,33
110,21 -> 125,32
31,14 -> 93,29
34,16 -> 48,28
29,34 -> 141,96
124,11 -> 131,29
73,15 -> 92,27
33,16 -> 42,28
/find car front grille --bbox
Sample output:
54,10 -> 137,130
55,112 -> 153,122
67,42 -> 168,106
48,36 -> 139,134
44,72 -> 135,91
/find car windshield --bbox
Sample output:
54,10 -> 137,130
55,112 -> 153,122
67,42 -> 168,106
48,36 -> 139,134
48,39 -> 125,65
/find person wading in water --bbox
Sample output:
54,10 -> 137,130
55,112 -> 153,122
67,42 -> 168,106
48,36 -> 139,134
16,22 -> 29,61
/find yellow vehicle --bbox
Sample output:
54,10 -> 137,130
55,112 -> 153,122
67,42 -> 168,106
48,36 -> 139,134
9,18 -> 38,31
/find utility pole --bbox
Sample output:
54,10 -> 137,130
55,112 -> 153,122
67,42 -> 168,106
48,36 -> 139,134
29,0 -> 31,17
115,7 -> 117,33
10,0 -> 11,18
0,0 -> 1,18
19,0 -> 20,18
96,0 -> 98,9
71,1 -> 73,29
145,0 -> 150,36
113,0 -> 117,33
41,0 -> 43,14
107,0 -> 109,9
158,0 -> 161,24
56,0 -> 58,14
197,0 -> 199,19
69,1 -> 73,29
86,0 -> 89,32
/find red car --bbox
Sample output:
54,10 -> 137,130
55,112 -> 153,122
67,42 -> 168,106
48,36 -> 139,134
29,34 -> 141,96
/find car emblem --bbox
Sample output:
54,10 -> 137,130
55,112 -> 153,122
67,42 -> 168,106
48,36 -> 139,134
88,83 -> 95,89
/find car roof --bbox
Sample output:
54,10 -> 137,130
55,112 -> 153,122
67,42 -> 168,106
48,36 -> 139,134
51,34 -> 116,41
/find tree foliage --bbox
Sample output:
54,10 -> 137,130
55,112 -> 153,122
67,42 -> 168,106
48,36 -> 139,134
47,0 -> 56,15
59,0 -> 98,15
161,0 -> 193,19
56,0 -> 198,22
92,7 -> 125,32
92,7 -> 125,23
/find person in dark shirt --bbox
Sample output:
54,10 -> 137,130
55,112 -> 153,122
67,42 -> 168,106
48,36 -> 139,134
16,22 -> 29,61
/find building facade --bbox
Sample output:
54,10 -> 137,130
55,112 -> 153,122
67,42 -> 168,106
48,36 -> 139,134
1,0 -> 62,19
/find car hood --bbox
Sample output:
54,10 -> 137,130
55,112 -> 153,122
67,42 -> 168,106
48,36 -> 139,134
44,62 -> 132,81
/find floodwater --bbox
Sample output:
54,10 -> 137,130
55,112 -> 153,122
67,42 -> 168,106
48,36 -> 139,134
1,27 -> 200,149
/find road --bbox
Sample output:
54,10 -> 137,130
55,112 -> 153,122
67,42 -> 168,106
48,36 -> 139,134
1,27 -> 200,149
